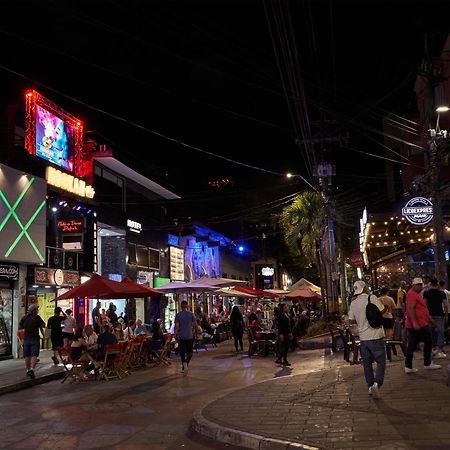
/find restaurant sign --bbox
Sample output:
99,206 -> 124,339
402,197 -> 433,225
34,267 -> 80,286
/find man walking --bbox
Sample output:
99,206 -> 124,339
405,277 -> 441,373
174,300 -> 196,374
19,303 -> 45,379
348,280 -> 386,399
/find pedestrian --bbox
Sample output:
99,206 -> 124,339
404,277 -> 441,373
275,303 -> 292,366
230,305 -> 245,353
378,287 -> 396,339
174,300 -> 196,374
92,301 -> 101,334
47,306 -> 66,365
62,309 -> 76,347
348,280 -> 386,399
19,303 -> 45,379
395,281 -> 407,320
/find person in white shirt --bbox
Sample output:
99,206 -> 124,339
348,280 -> 386,399
83,324 -> 98,350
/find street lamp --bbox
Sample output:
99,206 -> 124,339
430,105 -> 449,285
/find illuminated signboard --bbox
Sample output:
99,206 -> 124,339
0,165 -> 46,264
402,197 -> 433,225
25,90 -> 85,178
46,167 -> 95,199
127,219 -> 142,234
57,220 -> 83,232
170,246 -> 185,281
35,105 -> 74,171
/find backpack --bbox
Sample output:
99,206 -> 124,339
366,295 -> 383,328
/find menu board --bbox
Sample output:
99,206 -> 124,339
170,246 -> 185,281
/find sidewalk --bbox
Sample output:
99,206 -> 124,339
0,350 -> 65,395
192,350 -> 450,450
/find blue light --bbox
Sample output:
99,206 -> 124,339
446,250 -> 449,262
238,245 -> 244,253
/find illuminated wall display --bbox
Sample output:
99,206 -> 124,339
170,246 -> 185,281
57,219 -> 83,232
127,219 -> 142,234
46,167 -> 95,199
25,90 -> 84,178
0,165 -> 46,264
261,266 -> 275,276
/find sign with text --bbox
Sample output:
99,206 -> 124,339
34,267 -> 80,286
46,166 -> 95,198
402,197 -> 433,225
57,219 -> 83,232
0,263 -> 19,280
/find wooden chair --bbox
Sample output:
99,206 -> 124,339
346,327 -> 361,365
117,341 -> 132,377
385,339 -> 406,362
98,343 -> 123,381
58,346 -> 89,383
128,336 -> 146,370
247,328 -> 265,357
150,333 -> 172,366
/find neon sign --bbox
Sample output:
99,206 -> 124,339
402,197 -> 433,225
46,167 -> 95,199
127,219 -> 142,234
57,219 -> 83,232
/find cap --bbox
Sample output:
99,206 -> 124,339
412,277 -> 423,285
28,303 -> 39,312
353,280 -> 366,295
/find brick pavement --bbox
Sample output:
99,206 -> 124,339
195,351 -> 450,450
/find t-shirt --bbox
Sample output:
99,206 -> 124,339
423,288 -> 447,317
348,293 -> 385,341
405,289 -> 430,328
396,288 -> 406,309
175,310 -> 195,340
47,315 -> 64,337
19,313 -> 45,341
97,331 -> 118,350
62,316 -> 76,334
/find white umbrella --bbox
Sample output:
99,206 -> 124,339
215,287 -> 256,297
193,276 -> 247,287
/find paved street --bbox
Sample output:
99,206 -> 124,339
2,339 -> 450,450
0,340 -> 328,450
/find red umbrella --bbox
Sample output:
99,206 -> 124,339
54,274 -> 127,301
285,285 -> 321,302
118,276 -> 164,297
233,286 -> 278,298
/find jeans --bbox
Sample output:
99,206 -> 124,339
179,339 -> 193,365
405,325 -> 432,368
430,316 -> 445,350
233,332 -> 243,351
359,338 -> 386,388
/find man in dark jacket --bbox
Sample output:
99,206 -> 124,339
19,303 -> 45,379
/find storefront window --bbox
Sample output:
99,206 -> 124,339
0,288 -> 13,359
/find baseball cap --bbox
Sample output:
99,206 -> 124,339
412,277 -> 423,285
353,280 -> 366,295
28,303 -> 39,312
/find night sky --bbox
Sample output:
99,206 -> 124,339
1,0 -> 449,228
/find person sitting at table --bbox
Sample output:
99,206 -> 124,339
96,324 -> 118,360
113,323 -> 124,341
123,320 -> 136,340
83,324 -> 98,351
150,321 -> 164,350
134,319 -> 151,336
71,327 -> 100,371
248,313 -> 263,340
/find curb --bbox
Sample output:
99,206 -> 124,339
191,409 -> 320,450
0,370 -> 65,396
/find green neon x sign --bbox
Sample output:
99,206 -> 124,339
0,177 -> 45,262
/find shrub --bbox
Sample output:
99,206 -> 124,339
305,319 -> 328,337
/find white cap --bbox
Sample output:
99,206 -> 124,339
28,303 -> 39,312
412,277 -> 423,285
353,280 -> 366,295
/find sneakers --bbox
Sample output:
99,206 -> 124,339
435,351 -> 447,359
404,367 -> 418,374
275,359 -> 282,365
26,369 -> 35,379
282,361 -> 291,366
369,382 -> 380,399
51,356 -> 59,365
181,363 -> 185,374
424,363 -> 441,370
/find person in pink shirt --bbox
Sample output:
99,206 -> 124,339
404,277 -> 441,373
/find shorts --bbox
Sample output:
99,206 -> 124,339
62,332 -> 74,341
383,318 -> 394,330
51,336 -> 64,351
23,339 -> 40,358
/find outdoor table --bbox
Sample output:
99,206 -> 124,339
258,331 -> 277,356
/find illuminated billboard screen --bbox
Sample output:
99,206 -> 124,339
35,105 -> 74,172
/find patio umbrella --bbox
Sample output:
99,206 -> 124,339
156,280 -> 219,293
106,276 -> 164,298
53,274 -> 126,301
193,276 -> 247,287
215,287 -> 256,297
233,286 -> 278,298
285,285 -> 321,301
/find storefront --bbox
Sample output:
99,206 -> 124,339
0,263 -> 19,360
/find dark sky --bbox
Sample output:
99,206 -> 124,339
1,0 -> 449,225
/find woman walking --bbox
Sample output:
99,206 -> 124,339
276,303 -> 292,366
230,305 -> 245,352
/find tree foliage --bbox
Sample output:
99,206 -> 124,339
279,191 -> 326,264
